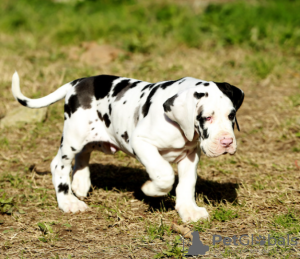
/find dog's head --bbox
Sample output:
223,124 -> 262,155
163,81 -> 244,157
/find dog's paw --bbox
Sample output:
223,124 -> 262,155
176,204 -> 209,223
141,180 -> 172,197
72,170 -> 91,199
58,195 -> 89,213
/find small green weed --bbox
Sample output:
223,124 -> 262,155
213,207 -> 238,222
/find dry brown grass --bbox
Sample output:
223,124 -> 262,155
1,7 -> 300,258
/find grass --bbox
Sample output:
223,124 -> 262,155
1,0 -> 300,258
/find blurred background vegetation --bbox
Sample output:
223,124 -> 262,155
1,0 -> 299,54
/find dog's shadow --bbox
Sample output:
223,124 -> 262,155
89,163 -> 239,211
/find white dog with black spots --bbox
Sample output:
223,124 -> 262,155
12,72 -> 244,222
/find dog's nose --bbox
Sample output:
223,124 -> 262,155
220,137 -> 233,147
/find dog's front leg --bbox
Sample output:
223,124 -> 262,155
132,138 -> 175,197
176,148 -> 209,222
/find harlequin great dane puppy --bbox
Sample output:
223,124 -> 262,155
12,72 -> 244,222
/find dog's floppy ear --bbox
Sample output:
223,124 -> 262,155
163,88 -> 200,141
214,82 -> 244,111
214,82 -> 244,131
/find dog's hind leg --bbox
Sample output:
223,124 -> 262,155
71,145 -> 92,199
51,111 -> 91,213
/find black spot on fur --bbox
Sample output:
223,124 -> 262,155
97,111 -> 104,121
196,82 -> 202,86
62,155 -> 68,159
160,80 -> 177,90
58,183 -> 69,194
203,128 -> 209,139
103,113 -> 111,127
93,75 -> 119,100
71,147 -> 76,151
55,165 -> 57,169
60,136 -> 63,146
130,81 -> 141,88
17,98 -> 27,106
75,79 -> 94,109
179,79 -> 186,84
193,92 -> 205,99
140,93 -> 145,99
121,131 -> 129,143
61,165 -> 64,170
123,101 -> 126,105
91,128 -> 94,130
65,94 -> 80,117
71,78 -> 85,86
112,79 -> 131,97
204,83 -> 210,86
108,104 -> 112,115
64,104 -> 71,118
142,83 -> 155,91
163,94 -> 178,112
142,86 -> 160,117
205,92 -> 208,97
196,111 -> 209,140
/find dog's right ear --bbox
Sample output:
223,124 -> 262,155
163,88 -> 202,141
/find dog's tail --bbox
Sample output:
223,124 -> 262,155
12,71 -> 73,108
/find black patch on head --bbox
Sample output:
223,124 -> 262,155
58,183 -> 69,194
196,82 -> 202,86
93,75 -> 119,100
108,104 -> 112,115
204,83 -> 209,86
160,80 -> 177,90
163,94 -> 178,112
123,101 -> 126,105
103,113 -> 111,127
203,128 -> 209,139
140,93 -> 145,99
71,78 -> 85,86
142,86 -> 160,117
121,131 -> 129,143
71,146 -> 76,151
17,98 -> 27,106
193,92 -> 205,99
130,81 -> 141,88
214,82 -> 244,111
142,83 -> 155,91
196,111 -> 209,140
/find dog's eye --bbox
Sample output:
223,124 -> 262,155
206,117 -> 212,122
228,114 -> 235,120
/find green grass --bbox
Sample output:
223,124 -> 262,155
213,207 -> 239,222
0,0 -> 299,54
